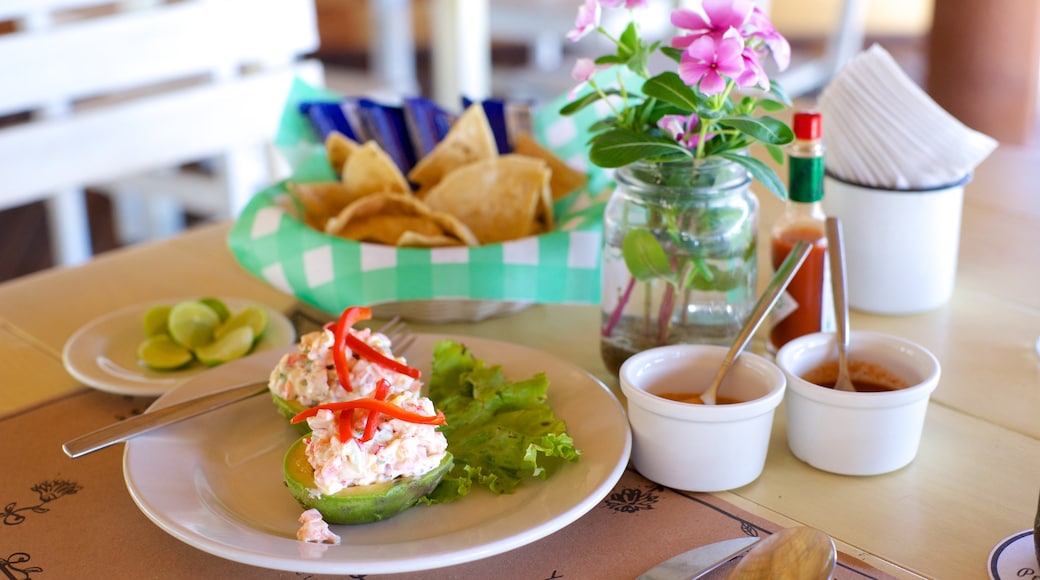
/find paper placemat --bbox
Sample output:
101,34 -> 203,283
0,318 -> 81,417
1,388 -> 897,579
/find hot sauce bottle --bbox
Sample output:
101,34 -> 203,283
768,111 -> 833,353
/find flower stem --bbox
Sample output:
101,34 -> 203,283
602,274 -> 637,337
657,282 -> 675,345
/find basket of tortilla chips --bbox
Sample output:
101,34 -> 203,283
228,80 -> 611,322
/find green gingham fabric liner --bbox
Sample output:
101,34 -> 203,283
227,78 -> 622,313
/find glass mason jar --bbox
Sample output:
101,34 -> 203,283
600,157 -> 759,375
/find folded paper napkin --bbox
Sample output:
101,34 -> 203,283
819,44 -> 998,189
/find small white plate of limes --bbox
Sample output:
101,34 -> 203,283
62,297 -> 296,396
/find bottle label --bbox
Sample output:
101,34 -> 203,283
789,156 -> 824,203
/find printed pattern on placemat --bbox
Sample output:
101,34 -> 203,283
2,479 -> 82,527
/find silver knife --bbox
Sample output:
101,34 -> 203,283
62,380 -> 268,459
637,536 -> 759,580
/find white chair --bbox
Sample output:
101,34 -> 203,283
0,0 -> 324,266
425,0 -> 867,104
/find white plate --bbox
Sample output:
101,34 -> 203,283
122,334 -> 631,575
62,298 -> 296,396
989,530 -> 1038,579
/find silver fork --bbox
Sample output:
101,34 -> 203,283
378,316 -> 416,356
62,316 -> 412,458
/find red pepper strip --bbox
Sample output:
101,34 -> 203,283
344,333 -> 420,379
291,398 -> 445,426
331,306 -> 372,392
359,379 -> 391,443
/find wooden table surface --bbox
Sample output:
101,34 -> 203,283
1,145 -> 1038,579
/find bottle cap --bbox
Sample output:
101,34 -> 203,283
793,111 -> 822,140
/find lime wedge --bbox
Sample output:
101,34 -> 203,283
142,305 -> 172,336
137,335 -> 193,370
197,297 -> 230,324
167,301 -> 220,349
199,297 -> 231,323
214,305 -> 268,341
195,326 -> 254,366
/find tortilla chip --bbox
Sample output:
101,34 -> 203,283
338,214 -> 445,246
325,131 -> 361,175
287,181 -> 367,230
421,155 -> 552,244
341,141 -> 412,198
397,231 -> 462,247
408,103 -> 498,196
324,192 -> 478,247
513,132 -> 588,200
532,174 -> 555,235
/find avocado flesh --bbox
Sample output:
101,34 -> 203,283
270,393 -> 312,435
283,436 -> 453,525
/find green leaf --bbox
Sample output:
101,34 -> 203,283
659,46 -> 683,63
717,115 -> 794,145
559,91 -> 598,116
618,21 -> 640,55
682,258 -> 716,288
588,128 -> 691,168
757,98 -> 787,112
767,80 -> 792,106
641,72 -> 703,112
559,87 -> 625,116
621,229 -> 675,282
719,151 -> 788,200
737,95 -> 756,114
765,143 -> 784,165
596,55 -> 628,65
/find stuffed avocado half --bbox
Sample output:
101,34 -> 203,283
284,439 -> 452,525
284,387 -> 450,525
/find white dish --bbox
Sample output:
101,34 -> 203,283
122,334 -> 631,575
989,530 -> 1038,580
62,298 -> 296,396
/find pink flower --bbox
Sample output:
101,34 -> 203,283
658,114 -> 713,149
736,46 -> 766,89
568,58 -> 600,99
677,27 -> 746,95
600,0 -> 649,8
746,6 -> 790,71
670,0 -> 755,48
567,0 -> 602,42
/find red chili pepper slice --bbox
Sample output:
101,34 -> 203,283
291,398 -> 445,426
331,306 -> 372,392
344,333 -> 420,380
359,379 -> 391,443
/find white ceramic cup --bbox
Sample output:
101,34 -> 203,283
619,344 -> 786,492
776,331 -> 941,476
823,173 -> 970,315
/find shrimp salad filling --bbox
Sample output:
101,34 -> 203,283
269,326 -> 419,406
303,392 -> 448,494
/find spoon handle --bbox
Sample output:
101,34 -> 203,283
825,218 -> 850,365
704,241 -> 812,402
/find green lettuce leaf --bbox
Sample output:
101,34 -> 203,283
424,339 -> 581,503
